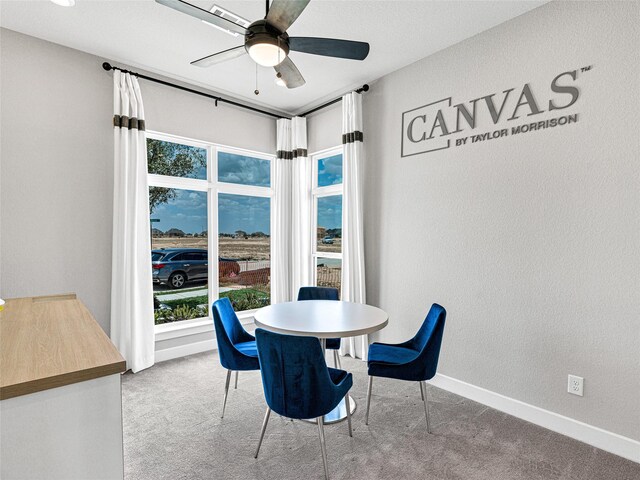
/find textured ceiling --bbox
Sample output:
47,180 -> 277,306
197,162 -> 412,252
0,0 -> 547,115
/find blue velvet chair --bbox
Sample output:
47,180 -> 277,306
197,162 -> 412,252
297,286 -> 342,368
365,303 -> 446,433
211,297 -> 260,418
254,328 -> 353,480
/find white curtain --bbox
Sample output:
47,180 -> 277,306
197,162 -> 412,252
290,116 -> 313,298
272,119 -> 292,303
110,72 -> 155,373
340,92 -> 368,360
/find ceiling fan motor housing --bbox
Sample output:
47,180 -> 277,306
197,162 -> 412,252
245,19 -> 290,58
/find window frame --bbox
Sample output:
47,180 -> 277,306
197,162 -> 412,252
147,130 -> 275,329
310,145 -> 344,291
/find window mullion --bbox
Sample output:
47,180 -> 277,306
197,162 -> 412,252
218,182 -> 272,197
148,174 -> 208,191
209,145 -> 218,313
313,185 -> 343,197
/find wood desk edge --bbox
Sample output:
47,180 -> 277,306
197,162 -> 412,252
0,294 -> 127,401
0,360 -> 126,400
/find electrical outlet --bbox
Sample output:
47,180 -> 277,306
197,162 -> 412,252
568,374 -> 584,396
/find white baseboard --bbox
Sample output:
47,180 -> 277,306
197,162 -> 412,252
429,373 -> 640,464
154,340 -> 216,363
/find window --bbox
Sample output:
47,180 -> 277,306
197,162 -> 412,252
312,147 -> 343,293
218,151 -> 270,187
147,138 -> 207,180
217,151 -> 272,311
317,153 -> 343,187
148,134 -> 274,326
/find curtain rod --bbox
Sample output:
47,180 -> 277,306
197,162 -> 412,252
102,62 -> 286,120
300,84 -> 369,117
102,62 -> 369,120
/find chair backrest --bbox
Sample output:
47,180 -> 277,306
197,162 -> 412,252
297,286 -> 339,301
211,297 -> 250,369
255,328 -> 336,419
412,303 -> 447,380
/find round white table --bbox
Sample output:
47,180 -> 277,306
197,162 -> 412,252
254,300 -> 389,423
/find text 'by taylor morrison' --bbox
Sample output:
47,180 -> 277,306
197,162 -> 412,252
454,113 -> 578,147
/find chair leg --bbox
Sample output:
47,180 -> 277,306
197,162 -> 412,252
333,350 -> 340,369
336,351 -> 342,370
420,381 -> 424,401
234,371 -> 239,389
420,381 -> 431,434
317,417 -> 330,480
345,395 -> 353,437
221,369 -> 232,418
254,407 -> 271,459
365,376 -> 373,425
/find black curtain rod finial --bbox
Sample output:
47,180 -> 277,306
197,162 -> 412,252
103,62 -> 112,71
300,83 -> 370,116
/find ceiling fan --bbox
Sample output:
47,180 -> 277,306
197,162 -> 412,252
155,0 -> 370,89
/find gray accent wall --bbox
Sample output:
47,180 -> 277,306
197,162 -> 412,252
1,29 -> 113,330
356,1 -> 638,440
307,104 -> 342,153
0,28 -> 276,334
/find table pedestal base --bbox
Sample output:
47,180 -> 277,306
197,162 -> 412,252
301,395 -> 356,425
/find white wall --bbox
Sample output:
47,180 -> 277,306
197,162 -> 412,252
0,28 -> 276,334
307,103 -> 341,153
142,69 -> 276,154
358,0 -> 639,442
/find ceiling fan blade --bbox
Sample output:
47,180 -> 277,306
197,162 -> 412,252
289,37 -> 370,60
191,46 -> 246,68
155,0 -> 247,35
274,57 -> 306,89
265,0 -> 310,33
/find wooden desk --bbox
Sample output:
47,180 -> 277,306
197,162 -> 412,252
1,293 -> 125,400
0,294 -> 126,480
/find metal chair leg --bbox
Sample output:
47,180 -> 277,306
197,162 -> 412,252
333,350 -> 340,369
336,352 -> 342,370
254,407 -> 271,458
221,369 -> 232,418
234,371 -> 239,389
420,381 -> 424,401
420,381 -> 431,434
345,395 -> 353,437
317,417 -> 330,480
365,376 -> 373,425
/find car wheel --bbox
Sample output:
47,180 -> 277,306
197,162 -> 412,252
169,272 -> 186,289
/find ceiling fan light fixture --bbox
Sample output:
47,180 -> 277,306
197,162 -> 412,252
245,23 -> 290,67
247,42 -> 287,67
50,0 -> 75,6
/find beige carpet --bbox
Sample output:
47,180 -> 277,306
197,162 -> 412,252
122,351 -> 640,480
